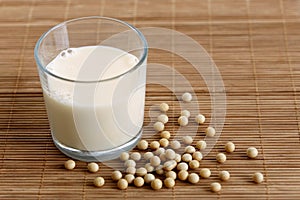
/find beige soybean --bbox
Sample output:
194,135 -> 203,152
164,177 -> 176,188
182,153 -> 193,162
64,159 -> 76,170
188,173 -> 200,184
124,159 -> 136,168
143,152 -> 154,160
177,162 -> 189,171
219,170 -> 230,181
195,114 -> 205,124
196,140 -> 207,150
252,172 -> 264,183
150,141 -> 160,150
120,152 -> 130,161
170,140 -> 181,150
157,114 -> 169,124
178,116 -> 189,126
144,163 -> 154,172
210,182 -> 222,192
225,141 -> 235,153
87,162 -> 99,173
153,121 -> 165,132
182,135 -> 193,145
163,160 -> 177,171
178,170 -> 189,181
117,179 -> 128,190
200,168 -> 211,178
216,153 -> 227,163
134,177 -> 144,187
174,153 -> 182,163
125,166 -> 136,175
160,131 -> 171,139
189,160 -> 200,170
93,177 -> 105,187
247,147 -> 258,158
111,170 -> 123,181
154,147 -> 165,155
130,152 -> 141,161
150,156 -> 161,167
205,127 -> 216,137
185,145 -> 196,154
136,167 -> 147,177
159,138 -> 169,148
155,165 -> 164,175
159,103 -> 169,112
151,178 -> 163,190
192,151 -> 203,161
166,171 -> 177,180
181,110 -> 191,118
137,140 -> 148,150
124,174 -> 135,184
159,153 -> 167,162
144,173 -> 155,184
182,92 -> 192,102
165,149 -> 176,160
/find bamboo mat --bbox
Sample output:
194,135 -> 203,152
1,0 -> 300,199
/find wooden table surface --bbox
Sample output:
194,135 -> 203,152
1,0 -> 300,199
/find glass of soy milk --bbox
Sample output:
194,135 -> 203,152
34,17 -> 148,162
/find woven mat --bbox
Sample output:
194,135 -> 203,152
1,0 -> 300,199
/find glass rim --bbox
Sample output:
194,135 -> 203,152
34,16 -> 148,83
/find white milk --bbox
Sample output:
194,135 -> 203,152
43,46 -> 146,151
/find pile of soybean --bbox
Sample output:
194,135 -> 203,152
64,92 -> 264,192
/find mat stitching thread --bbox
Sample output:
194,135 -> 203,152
246,0 -> 270,199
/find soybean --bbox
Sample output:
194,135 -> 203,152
93,177 -> 105,187
117,179 -> 128,190
164,177 -> 175,188
64,160 -> 76,170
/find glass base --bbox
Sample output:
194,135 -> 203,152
52,129 -> 142,162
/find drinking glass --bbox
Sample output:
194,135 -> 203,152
34,16 -> 148,162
